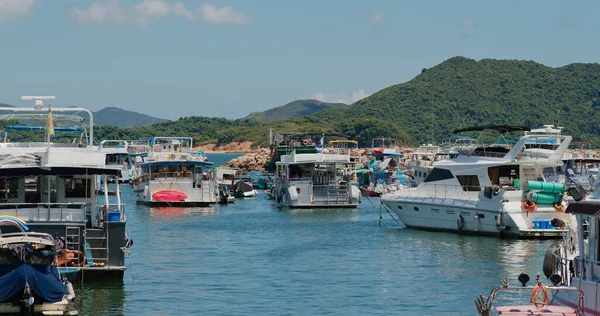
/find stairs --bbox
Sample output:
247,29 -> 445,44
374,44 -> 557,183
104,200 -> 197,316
84,228 -> 109,267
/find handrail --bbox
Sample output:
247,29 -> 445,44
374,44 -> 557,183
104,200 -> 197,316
485,285 -> 584,313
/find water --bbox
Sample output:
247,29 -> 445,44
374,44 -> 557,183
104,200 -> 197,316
76,154 -> 554,315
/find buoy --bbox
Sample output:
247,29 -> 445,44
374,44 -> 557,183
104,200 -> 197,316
457,215 -> 464,232
543,243 -> 559,279
65,280 -> 75,299
522,200 -> 537,212
143,185 -> 149,198
474,214 -> 480,232
496,212 -> 502,226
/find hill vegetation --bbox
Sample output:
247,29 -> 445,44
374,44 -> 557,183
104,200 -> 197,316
245,99 -> 349,122
21,56 -> 600,148
93,107 -> 168,127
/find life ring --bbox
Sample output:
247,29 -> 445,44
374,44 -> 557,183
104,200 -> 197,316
302,139 -> 309,145
553,203 -> 566,212
56,250 -> 86,267
522,200 -> 537,212
457,215 -> 464,232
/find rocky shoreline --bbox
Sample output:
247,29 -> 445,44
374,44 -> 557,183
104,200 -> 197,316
221,148 -> 271,171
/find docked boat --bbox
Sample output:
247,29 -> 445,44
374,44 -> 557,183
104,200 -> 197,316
0,96 -> 133,281
405,144 -> 444,185
96,140 -> 134,183
132,137 -> 219,206
273,151 -> 361,208
474,273 -> 584,315
0,224 -> 78,315
381,125 -> 574,238
547,185 -> 600,314
360,138 -> 407,197
215,167 -> 236,204
232,177 -> 257,198
245,171 -> 273,190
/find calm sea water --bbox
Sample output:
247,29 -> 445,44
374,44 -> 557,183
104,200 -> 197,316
75,154 -> 554,316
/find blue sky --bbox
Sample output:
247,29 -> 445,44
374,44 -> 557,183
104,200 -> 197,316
0,0 -> 597,120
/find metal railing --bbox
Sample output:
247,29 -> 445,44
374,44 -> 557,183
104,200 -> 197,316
312,184 -> 349,205
0,202 -> 87,222
390,184 -> 506,201
141,172 -> 195,182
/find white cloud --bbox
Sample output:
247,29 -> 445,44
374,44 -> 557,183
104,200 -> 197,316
460,19 -> 478,30
198,3 -> 250,25
313,89 -> 370,104
370,11 -> 384,25
0,0 -> 37,21
69,1 -> 250,26
173,3 -> 194,19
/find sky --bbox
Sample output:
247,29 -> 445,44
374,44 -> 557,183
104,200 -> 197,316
0,0 -> 598,120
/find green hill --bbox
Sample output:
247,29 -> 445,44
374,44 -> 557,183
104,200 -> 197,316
93,107 -> 168,127
86,56 -> 600,148
316,56 -> 600,145
246,99 -> 349,122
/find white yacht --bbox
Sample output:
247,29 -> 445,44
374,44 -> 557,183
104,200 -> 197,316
96,140 -> 133,183
132,137 -> 219,206
381,125 -> 574,238
0,96 -> 132,281
273,150 -> 361,208
405,144 -> 443,185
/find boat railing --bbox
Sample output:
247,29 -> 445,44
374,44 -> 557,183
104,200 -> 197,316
313,183 -> 349,204
142,171 -> 198,181
393,184 -> 509,201
482,285 -> 584,314
0,202 -> 87,222
552,244 -> 600,287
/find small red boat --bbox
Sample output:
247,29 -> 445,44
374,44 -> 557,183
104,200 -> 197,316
359,186 -> 380,197
152,190 -> 188,202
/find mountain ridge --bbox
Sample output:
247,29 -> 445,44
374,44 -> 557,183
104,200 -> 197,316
245,99 -> 350,122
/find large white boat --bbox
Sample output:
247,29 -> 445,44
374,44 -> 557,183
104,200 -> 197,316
381,125 -> 574,238
96,140 -> 133,183
273,150 -> 361,208
132,137 -> 219,206
0,96 -> 133,281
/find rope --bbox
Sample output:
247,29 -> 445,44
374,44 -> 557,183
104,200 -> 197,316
121,232 -> 134,283
363,195 -> 401,225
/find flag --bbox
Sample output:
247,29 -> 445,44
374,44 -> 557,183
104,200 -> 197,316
46,105 -> 54,137
318,134 -> 324,147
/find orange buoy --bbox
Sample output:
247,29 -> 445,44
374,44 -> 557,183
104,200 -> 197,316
553,203 -> 566,211
522,200 -> 537,212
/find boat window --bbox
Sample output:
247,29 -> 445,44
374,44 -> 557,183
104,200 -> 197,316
422,168 -> 454,182
542,167 -> 559,182
0,177 -> 19,201
24,177 -> 40,203
65,178 -> 91,198
456,175 -> 481,191
488,165 -> 520,186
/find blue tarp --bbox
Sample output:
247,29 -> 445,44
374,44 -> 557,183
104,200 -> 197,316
0,264 -> 66,303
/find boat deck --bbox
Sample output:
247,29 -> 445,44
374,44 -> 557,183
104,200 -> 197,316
495,305 -> 578,315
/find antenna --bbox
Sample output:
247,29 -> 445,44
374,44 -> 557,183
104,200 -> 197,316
21,96 -> 55,110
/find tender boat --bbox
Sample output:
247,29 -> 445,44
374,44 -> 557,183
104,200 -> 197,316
132,137 -> 219,206
0,96 -> 132,282
0,224 -> 78,315
232,177 -> 257,198
381,125 -> 574,238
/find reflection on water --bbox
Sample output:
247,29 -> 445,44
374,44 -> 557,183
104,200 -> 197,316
75,281 -> 127,316
77,156 -> 556,315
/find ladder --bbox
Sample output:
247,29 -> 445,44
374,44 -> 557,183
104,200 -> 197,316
84,228 -> 109,267
65,227 -> 81,263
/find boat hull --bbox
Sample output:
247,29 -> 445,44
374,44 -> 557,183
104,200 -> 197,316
360,187 -> 380,197
553,278 -> 600,315
381,198 -> 570,238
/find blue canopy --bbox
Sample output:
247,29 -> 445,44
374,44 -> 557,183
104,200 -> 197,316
0,264 -> 67,303
5,126 -> 82,133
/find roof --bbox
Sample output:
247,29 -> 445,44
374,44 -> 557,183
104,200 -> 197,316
453,125 -> 531,134
5,126 -> 83,133
566,200 -> 600,215
329,140 -> 358,145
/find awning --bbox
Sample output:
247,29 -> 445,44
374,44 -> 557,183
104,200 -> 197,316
0,167 -> 120,177
566,201 -> 600,215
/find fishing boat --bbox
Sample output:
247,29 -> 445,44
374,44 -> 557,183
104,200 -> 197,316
0,96 -> 133,282
132,137 -> 219,206
381,125 -> 574,238
215,167 -> 236,204
0,222 -> 78,315
96,140 -> 133,183
546,184 -> 600,314
474,273 -> 584,316
245,171 -> 273,190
